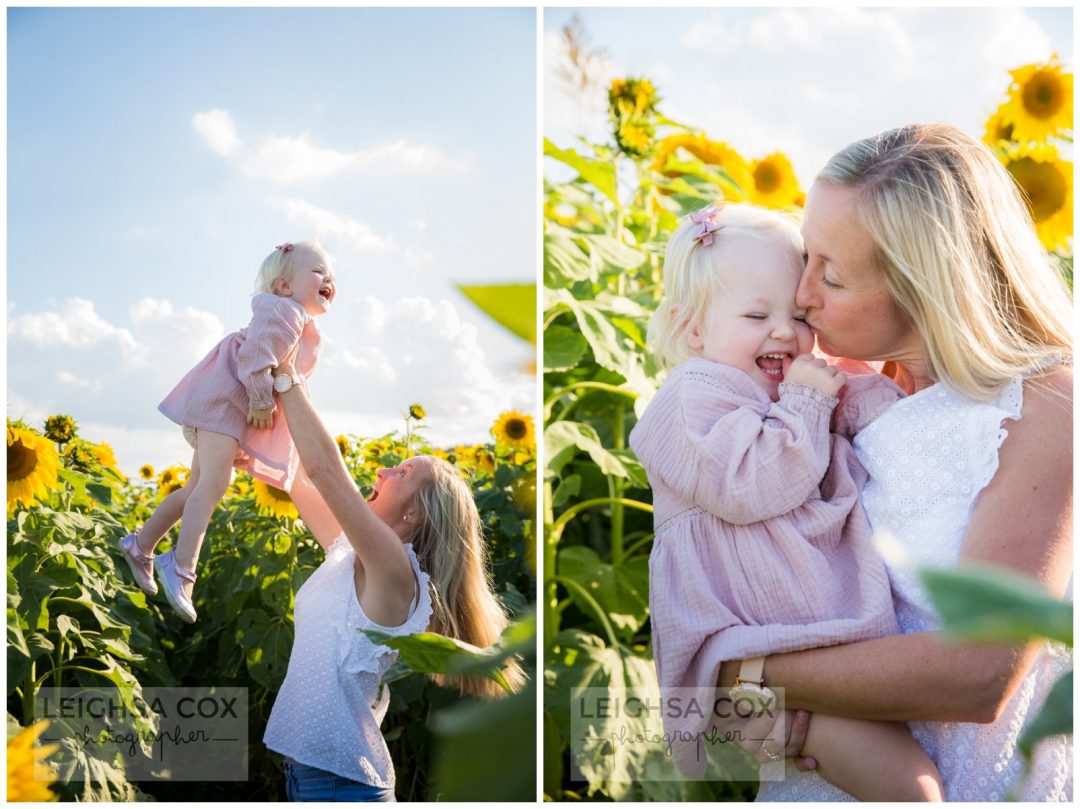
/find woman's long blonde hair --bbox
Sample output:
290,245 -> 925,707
818,123 -> 1072,400
407,456 -> 526,699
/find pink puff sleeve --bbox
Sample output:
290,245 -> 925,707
833,372 -> 906,439
634,362 -> 838,525
235,294 -> 309,411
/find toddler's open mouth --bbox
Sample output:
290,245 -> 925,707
756,353 -> 789,379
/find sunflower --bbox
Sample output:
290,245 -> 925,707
651,134 -> 754,200
491,411 -> 535,451
1000,55 -> 1073,143
139,464 -> 155,480
474,448 -> 495,476
91,442 -> 124,478
157,465 -> 189,497
228,475 -> 251,498
983,104 -> 1016,147
748,152 -> 803,209
252,480 -> 298,520
608,77 -> 658,158
335,435 -> 350,457
408,404 -> 426,421
6,719 -> 59,801
999,141 -> 1073,251
61,441 -> 96,472
43,414 -> 76,444
608,77 -> 656,119
7,425 -> 62,517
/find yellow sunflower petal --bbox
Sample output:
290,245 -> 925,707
1000,55 -> 1073,143
491,411 -> 536,451
999,141 -> 1073,251
252,480 -> 298,520
748,152 -> 803,209
7,425 -> 62,517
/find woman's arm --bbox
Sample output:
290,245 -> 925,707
274,375 -> 416,624
745,365 -> 1073,724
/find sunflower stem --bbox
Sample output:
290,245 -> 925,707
543,478 -> 558,648
23,661 -> 36,723
610,406 -> 625,566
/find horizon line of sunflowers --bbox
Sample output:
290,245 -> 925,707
8,406 -> 536,523
590,55 -> 1071,253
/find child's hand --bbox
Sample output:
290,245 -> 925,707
247,405 -> 275,429
783,353 -> 846,397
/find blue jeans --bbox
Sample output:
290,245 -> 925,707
283,759 -> 393,802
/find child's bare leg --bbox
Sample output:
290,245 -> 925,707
802,714 -> 943,801
288,462 -> 342,550
136,451 -> 201,553
171,431 -> 236,600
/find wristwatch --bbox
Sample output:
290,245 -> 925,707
729,656 -> 777,714
273,374 -> 302,394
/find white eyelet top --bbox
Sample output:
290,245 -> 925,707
758,372 -> 1072,801
264,535 -> 432,789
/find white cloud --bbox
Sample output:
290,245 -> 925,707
8,297 -> 138,352
673,7 -> 1056,181
8,294 -> 533,475
269,198 -> 391,252
545,8 -> 1059,185
192,108 -> 242,158
57,371 -> 103,393
310,295 -> 533,446
191,109 -> 467,183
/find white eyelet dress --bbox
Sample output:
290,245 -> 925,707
757,372 -> 1072,801
264,535 -> 432,791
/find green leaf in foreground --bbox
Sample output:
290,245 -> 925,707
457,282 -> 536,344
362,630 -> 512,693
1019,670 -> 1071,758
921,563 -> 1072,646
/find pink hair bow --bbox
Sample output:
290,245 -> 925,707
276,242 -> 294,253
689,206 -> 723,246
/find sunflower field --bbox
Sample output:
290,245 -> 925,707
543,57 -> 1072,801
7,408 -> 536,802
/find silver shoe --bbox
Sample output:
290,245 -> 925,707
156,550 -> 198,623
119,532 -> 158,596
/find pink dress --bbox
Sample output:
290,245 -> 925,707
158,293 -> 321,490
628,358 -> 902,777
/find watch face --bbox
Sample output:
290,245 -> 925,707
274,376 -> 290,393
729,684 -> 777,715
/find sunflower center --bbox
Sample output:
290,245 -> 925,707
1023,72 -> 1065,119
505,419 -> 528,440
754,164 -> 782,194
8,438 -> 38,483
1008,157 -> 1068,222
268,486 -> 292,503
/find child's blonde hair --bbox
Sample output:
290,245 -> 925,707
253,240 -> 331,294
648,203 -> 804,370
817,123 -> 1072,400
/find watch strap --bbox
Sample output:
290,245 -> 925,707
735,656 -> 766,688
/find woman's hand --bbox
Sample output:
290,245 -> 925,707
247,405 -> 275,429
275,343 -> 300,379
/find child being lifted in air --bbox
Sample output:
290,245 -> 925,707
118,241 -> 341,623
629,204 -> 943,801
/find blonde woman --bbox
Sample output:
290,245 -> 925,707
724,123 -> 1072,801
262,349 -> 524,801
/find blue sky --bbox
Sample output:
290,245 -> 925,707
8,7 -> 537,476
545,7 -> 1072,183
